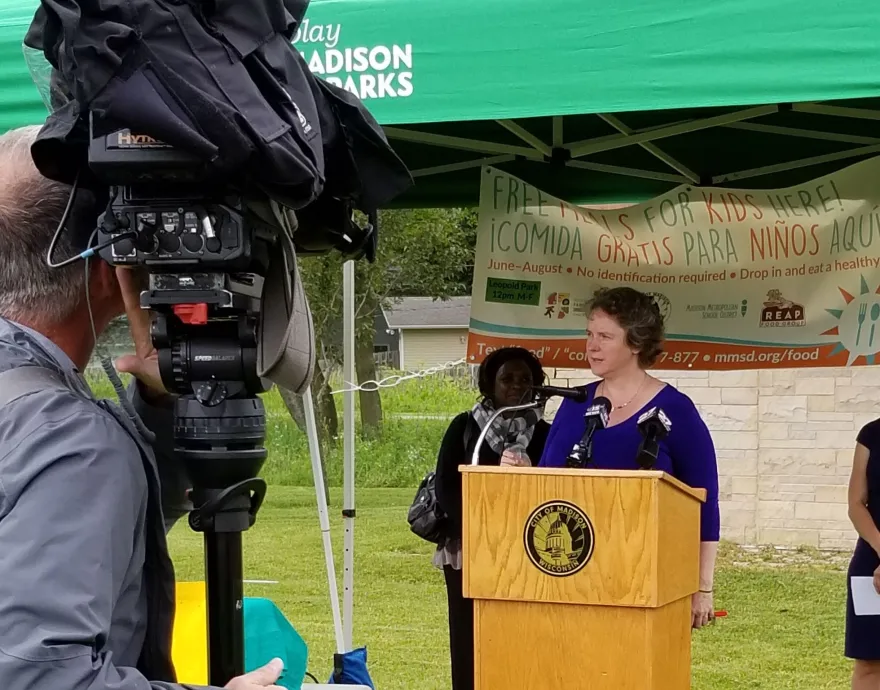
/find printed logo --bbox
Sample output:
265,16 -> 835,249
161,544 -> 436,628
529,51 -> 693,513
685,302 -> 741,320
293,21 -> 414,101
760,289 -> 806,328
544,292 -> 571,320
645,292 -> 672,322
523,501 -> 595,577
109,130 -> 170,148
291,101 -> 313,135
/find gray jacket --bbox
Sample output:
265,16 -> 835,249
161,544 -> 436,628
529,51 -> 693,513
0,317 -> 217,690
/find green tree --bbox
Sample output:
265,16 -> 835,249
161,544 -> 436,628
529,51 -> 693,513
280,207 -> 475,444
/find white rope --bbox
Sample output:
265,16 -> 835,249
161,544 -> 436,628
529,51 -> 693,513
329,358 -> 468,394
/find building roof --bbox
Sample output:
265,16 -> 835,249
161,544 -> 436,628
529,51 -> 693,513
383,296 -> 471,329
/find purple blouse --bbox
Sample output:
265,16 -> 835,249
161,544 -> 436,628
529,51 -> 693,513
539,381 -> 720,542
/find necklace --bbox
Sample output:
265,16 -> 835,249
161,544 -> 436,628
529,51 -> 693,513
601,372 -> 649,410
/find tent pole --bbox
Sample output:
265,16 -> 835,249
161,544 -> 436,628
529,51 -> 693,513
566,104 -> 779,158
598,113 -> 700,183
552,117 -> 563,147
723,121 -> 880,146
342,258 -> 356,652
792,103 -> 880,121
412,154 -> 515,178
712,143 -> 880,184
565,159 -> 687,184
497,119 -> 552,156
384,127 -> 541,159
302,387 -> 345,654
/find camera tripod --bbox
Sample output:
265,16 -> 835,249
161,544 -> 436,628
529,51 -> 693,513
151,293 -> 269,687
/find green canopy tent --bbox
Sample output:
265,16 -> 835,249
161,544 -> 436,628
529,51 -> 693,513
287,0 -> 880,206
2,0 -> 880,682
0,0 -> 40,132
4,0 -> 880,205
289,0 -> 880,206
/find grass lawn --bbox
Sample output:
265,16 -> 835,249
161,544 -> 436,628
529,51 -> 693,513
167,486 -> 855,690
84,369 -> 854,686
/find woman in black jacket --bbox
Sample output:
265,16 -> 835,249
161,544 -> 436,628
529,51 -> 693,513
434,346 -> 551,690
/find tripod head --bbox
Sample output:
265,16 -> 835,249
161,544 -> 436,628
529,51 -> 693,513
147,277 -> 270,495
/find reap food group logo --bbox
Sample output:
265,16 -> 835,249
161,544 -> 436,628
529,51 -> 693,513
524,501 -> 595,577
760,289 -> 806,328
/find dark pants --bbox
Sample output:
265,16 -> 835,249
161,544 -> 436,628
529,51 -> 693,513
443,565 -> 474,690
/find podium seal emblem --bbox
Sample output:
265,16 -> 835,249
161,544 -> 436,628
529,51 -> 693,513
524,501 -> 595,576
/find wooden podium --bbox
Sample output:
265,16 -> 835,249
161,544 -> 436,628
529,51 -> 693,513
459,466 -> 706,690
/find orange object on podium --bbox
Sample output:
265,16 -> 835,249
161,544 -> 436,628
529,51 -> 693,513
459,465 -> 706,690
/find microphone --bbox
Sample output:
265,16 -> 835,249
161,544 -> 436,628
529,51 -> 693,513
566,396 -> 612,468
530,384 -> 588,403
635,407 -> 672,469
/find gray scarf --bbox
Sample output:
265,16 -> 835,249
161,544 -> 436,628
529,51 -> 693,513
470,399 -> 542,463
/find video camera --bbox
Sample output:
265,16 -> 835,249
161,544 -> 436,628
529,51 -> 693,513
22,0 -> 413,683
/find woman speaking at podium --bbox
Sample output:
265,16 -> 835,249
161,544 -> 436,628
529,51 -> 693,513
539,286 -> 720,629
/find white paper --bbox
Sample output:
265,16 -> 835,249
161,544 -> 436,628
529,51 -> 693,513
852,577 -> 880,615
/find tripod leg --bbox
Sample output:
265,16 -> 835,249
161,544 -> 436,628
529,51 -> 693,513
189,484 -> 260,687
205,528 -> 244,685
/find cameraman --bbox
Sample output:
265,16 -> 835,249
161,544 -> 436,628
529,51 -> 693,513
0,126 -> 284,689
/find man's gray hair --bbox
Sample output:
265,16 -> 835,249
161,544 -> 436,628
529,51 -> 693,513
0,125 -> 86,324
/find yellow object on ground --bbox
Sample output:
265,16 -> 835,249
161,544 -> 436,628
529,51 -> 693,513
171,581 -> 209,685
170,581 -> 309,689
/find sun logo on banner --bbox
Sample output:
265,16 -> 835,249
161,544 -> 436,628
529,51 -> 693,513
822,275 -> 880,365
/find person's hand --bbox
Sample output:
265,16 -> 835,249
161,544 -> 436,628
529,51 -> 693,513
113,267 -> 167,398
873,564 -> 880,595
224,658 -> 285,689
691,591 -> 714,629
500,449 -> 530,467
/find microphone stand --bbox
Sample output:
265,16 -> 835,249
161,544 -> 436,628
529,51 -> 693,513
469,396 -> 549,466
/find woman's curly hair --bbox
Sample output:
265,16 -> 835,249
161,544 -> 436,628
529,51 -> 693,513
587,287 -> 665,368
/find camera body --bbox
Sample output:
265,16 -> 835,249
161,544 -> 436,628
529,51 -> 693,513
90,125 -> 276,398
97,195 -> 250,271
91,128 -> 252,273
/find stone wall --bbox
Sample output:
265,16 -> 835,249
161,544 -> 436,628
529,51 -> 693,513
545,366 -> 880,550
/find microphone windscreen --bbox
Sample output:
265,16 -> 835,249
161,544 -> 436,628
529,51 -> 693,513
593,396 -> 612,413
584,396 -> 612,429
637,406 -> 672,432
637,406 -> 656,425
657,409 -> 672,431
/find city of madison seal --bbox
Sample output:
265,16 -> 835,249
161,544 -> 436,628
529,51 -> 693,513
524,501 -> 595,577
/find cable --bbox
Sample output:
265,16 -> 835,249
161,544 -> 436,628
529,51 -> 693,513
82,230 -> 156,444
47,173 -> 137,268
46,171 -> 82,269
46,185 -> 156,443
86,232 -> 138,259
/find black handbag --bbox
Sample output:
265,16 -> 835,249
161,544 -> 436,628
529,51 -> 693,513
407,417 -> 475,544
407,471 -> 447,544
